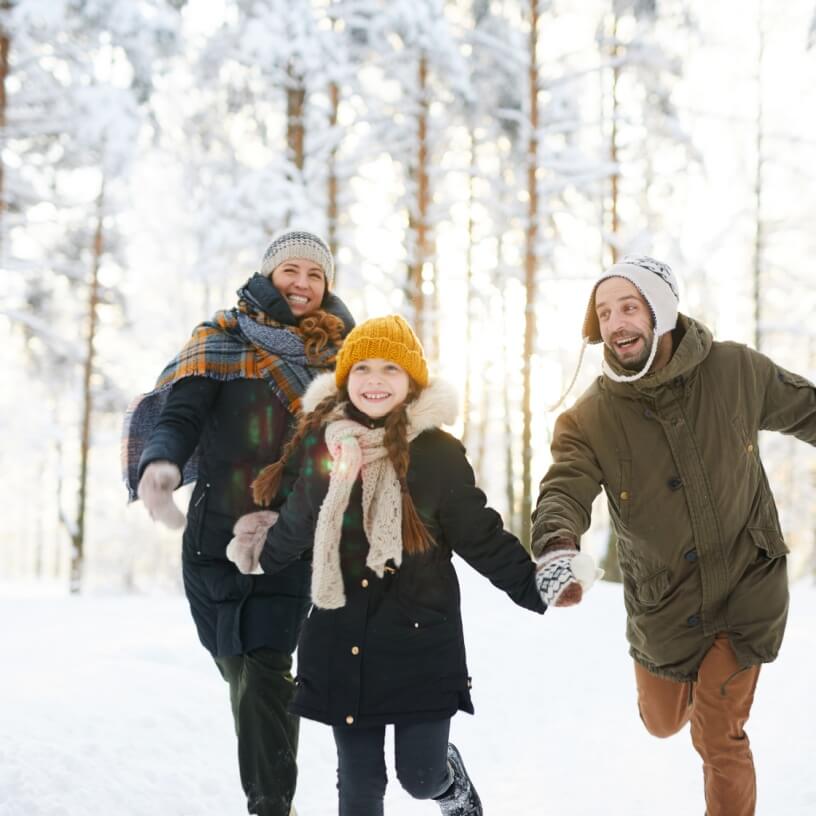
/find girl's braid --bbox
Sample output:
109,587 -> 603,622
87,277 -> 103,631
383,393 -> 435,555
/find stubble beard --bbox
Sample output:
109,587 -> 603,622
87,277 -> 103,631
608,330 -> 654,371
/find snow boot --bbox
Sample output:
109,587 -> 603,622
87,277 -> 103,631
435,743 -> 483,816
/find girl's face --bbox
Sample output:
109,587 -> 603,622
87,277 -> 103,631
271,258 -> 326,317
347,358 -> 410,419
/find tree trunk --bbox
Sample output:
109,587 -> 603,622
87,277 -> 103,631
520,0 -> 540,550
753,5 -> 765,352
608,11 -> 621,266
287,64 -> 305,173
502,272 -> 516,533
408,53 -> 430,348
327,80 -> 340,277
463,130 -> 477,449
0,9 -> 10,260
70,180 -> 105,594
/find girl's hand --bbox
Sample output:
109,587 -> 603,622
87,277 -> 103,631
227,510 -> 279,574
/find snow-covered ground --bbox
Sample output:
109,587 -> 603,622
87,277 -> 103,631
2,570 -> 815,816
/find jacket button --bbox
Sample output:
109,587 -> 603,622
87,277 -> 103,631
747,443 -> 754,453
668,477 -> 683,490
684,549 -> 698,562
687,615 -> 700,627
644,409 -> 655,419
620,491 -> 630,501
351,646 -> 360,655
345,715 -> 354,725
361,579 -> 369,588
413,622 -> 420,629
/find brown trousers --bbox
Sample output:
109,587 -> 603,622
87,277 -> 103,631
634,634 -> 761,816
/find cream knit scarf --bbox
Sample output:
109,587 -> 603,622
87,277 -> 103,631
303,374 -> 458,609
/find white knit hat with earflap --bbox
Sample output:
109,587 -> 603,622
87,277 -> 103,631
582,255 -> 679,383
548,255 -> 679,410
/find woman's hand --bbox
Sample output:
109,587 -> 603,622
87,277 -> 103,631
137,461 -> 185,530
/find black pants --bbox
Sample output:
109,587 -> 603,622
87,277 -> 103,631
215,649 -> 299,816
332,718 -> 452,816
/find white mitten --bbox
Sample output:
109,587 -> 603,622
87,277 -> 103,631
137,461 -> 185,530
226,510 -> 279,575
535,547 -> 604,608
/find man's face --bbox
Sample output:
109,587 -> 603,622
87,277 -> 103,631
595,277 -> 655,371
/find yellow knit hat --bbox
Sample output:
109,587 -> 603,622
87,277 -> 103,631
334,315 -> 428,388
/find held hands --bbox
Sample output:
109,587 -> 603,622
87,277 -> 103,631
137,461 -> 185,530
226,510 -> 279,575
535,539 -> 604,608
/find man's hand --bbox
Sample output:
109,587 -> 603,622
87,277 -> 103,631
226,510 -> 279,575
535,539 -> 603,608
137,461 -> 185,530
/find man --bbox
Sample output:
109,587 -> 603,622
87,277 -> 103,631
531,255 -> 816,815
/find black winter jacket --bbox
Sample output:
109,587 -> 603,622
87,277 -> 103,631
259,383 -> 546,727
139,282 -> 354,658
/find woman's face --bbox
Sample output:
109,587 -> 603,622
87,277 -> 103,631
271,258 -> 326,317
347,358 -> 410,419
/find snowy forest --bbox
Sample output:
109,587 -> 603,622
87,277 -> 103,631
3,0 -> 816,593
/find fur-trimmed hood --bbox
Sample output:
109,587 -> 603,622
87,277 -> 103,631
301,371 -> 459,431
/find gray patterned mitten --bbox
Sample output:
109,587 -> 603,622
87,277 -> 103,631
535,545 -> 603,608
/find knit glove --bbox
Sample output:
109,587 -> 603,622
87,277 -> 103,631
137,461 -> 185,530
535,539 -> 604,608
226,510 -> 279,575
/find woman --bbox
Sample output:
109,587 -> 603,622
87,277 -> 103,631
122,230 -> 354,816
227,316 -> 601,815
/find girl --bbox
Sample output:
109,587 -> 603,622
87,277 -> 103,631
227,315 -> 599,815
123,229 -> 354,816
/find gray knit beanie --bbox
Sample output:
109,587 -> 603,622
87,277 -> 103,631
260,229 -> 335,287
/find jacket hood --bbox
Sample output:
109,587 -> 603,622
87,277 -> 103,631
602,314 -> 713,397
301,371 -> 459,430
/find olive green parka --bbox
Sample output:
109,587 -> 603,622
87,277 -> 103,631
531,315 -> 816,680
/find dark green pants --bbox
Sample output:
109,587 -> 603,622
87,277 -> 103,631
215,649 -> 299,816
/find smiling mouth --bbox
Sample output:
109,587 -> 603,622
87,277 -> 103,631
361,392 -> 391,401
287,294 -> 310,306
614,335 -> 641,351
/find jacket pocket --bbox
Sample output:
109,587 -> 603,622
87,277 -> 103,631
634,568 -> 671,607
747,527 -> 789,560
607,458 -> 632,527
731,414 -> 759,463
775,367 -> 815,390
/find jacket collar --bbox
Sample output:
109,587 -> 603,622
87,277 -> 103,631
237,273 -> 355,337
601,314 -> 713,398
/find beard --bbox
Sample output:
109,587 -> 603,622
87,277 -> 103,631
607,330 -> 655,371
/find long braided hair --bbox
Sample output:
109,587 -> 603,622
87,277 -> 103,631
251,381 -> 435,556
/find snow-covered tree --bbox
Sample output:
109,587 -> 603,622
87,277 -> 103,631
1,0 -> 183,592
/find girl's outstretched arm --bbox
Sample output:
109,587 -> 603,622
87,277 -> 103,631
432,432 -> 545,614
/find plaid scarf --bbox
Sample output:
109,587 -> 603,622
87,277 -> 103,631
121,303 -> 334,502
